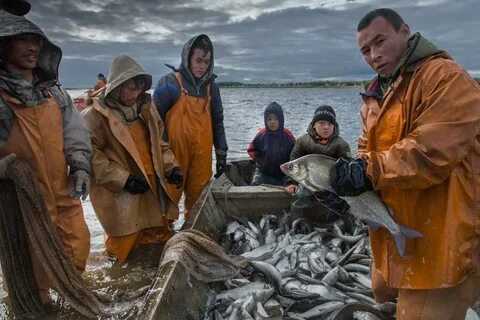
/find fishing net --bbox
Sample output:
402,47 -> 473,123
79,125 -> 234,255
0,160 -> 105,319
160,229 -> 248,283
0,177 -> 45,319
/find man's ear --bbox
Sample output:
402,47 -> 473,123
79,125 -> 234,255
400,23 -> 411,38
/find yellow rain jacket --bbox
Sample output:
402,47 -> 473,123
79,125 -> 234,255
84,55 -> 179,262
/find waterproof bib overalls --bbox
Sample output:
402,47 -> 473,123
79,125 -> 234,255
0,90 -> 90,295
105,118 -> 172,262
165,73 -> 213,212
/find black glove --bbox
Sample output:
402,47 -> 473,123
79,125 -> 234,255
214,152 -> 227,178
124,175 -> 149,194
166,167 -> 183,188
2,0 -> 31,15
314,190 -> 350,215
330,158 -> 372,196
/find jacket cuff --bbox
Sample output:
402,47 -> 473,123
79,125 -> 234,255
69,160 -> 91,175
365,151 -> 380,189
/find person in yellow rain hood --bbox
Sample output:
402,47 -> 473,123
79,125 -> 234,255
153,34 -> 228,217
84,55 -> 183,263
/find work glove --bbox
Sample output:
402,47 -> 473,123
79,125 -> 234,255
1,0 -> 31,15
214,151 -> 227,179
0,153 -> 16,179
166,167 -> 183,188
70,169 -> 90,200
124,175 -> 149,194
330,158 -> 372,196
314,190 -> 350,215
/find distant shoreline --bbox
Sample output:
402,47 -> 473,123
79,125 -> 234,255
65,78 -> 480,91
64,81 -> 367,90
217,80 -> 369,88
218,78 -> 480,88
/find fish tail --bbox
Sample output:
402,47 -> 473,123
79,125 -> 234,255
393,225 -> 423,257
399,224 -> 423,239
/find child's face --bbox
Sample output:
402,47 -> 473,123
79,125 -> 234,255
314,120 -> 334,139
266,113 -> 280,131
189,48 -> 211,79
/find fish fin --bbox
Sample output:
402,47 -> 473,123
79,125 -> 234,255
393,225 -> 423,257
399,224 -> 423,239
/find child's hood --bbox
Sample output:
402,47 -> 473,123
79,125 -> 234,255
264,102 -> 285,131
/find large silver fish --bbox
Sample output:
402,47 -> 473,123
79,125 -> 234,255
280,154 -> 422,257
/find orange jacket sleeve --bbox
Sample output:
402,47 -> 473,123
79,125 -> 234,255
368,61 -> 480,190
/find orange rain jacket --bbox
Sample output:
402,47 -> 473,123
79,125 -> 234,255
359,47 -> 480,289
0,12 -> 91,291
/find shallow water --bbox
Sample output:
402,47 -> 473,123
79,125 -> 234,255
0,87 -> 364,318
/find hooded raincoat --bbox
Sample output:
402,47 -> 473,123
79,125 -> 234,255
358,33 -> 480,290
247,102 -> 295,185
83,55 -> 179,262
153,34 -> 227,211
0,11 -> 91,293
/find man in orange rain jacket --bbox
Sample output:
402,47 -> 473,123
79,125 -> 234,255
153,34 -> 228,217
330,8 -> 480,320
84,55 -> 183,262
0,11 -> 91,304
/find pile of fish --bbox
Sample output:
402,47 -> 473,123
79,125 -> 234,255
203,211 -> 395,320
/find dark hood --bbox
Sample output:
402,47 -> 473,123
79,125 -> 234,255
0,10 -> 62,83
377,32 -> 447,95
264,102 -> 284,131
179,34 -> 214,86
403,33 -> 446,71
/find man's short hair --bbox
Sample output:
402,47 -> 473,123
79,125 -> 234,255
357,8 -> 405,32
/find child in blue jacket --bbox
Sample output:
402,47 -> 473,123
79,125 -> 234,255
247,102 -> 295,186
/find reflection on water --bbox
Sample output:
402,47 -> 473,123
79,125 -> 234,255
0,87 -> 363,318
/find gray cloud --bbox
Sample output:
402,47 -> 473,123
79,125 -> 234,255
21,0 -> 480,87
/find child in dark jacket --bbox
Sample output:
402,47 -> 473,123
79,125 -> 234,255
286,105 -> 351,212
247,102 -> 295,186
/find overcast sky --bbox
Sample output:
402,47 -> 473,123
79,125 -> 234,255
25,0 -> 480,87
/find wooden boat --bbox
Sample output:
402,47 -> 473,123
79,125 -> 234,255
211,159 -> 293,216
138,159 -> 327,319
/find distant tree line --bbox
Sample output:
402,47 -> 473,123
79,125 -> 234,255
219,78 -> 480,88
218,80 -> 370,88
